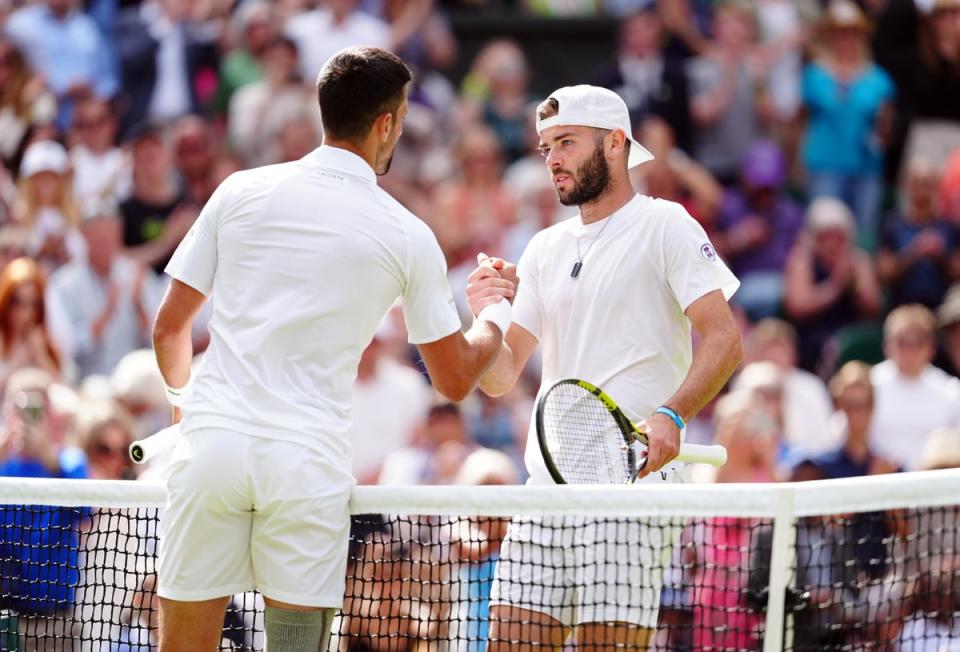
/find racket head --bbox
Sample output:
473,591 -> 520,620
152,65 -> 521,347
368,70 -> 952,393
536,379 -> 642,484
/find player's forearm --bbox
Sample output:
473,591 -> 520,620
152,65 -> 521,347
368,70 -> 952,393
434,322 -> 504,402
152,320 -> 193,389
663,326 -> 742,422
478,342 -> 518,397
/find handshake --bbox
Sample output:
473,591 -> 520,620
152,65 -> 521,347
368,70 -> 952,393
467,253 -> 518,338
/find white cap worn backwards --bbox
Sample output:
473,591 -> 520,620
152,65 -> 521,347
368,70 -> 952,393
535,84 -> 654,169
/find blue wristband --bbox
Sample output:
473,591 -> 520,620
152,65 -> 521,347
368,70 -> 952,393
655,406 -> 685,430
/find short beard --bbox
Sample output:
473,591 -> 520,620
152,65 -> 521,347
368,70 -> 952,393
556,143 -> 611,207
375,145 -> 395,176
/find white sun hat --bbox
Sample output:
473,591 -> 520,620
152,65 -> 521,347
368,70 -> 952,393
535,84 -> 655,169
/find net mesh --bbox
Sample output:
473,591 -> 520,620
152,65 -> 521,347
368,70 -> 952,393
0,479 -> 956,651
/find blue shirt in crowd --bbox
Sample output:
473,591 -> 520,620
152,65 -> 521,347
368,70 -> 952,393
802,62 -> 894,175
881,217 -> 959,309
0,449 -> 88,615
4,4 -> 118,129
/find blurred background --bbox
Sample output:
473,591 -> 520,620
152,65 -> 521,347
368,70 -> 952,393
0,0 -> 957,494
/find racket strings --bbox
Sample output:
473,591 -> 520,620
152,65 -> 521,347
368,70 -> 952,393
541,383 -> 632,484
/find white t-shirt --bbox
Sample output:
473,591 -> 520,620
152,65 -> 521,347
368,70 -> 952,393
783,368 -> 839,456
512,194 -> 740,484
165,146 -> 461,469
285,9 -> 391,82
869,360 -> 960,470
350,359 -> 431,480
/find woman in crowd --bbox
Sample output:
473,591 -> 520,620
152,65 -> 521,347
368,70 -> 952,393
77,401 -> 135,481
0,257 -> 61,389
801,0 -> 894,252
14,140 -> 84,271
784,197 -> 882,372
0,38 -> 56,175
903,0 -> 960,171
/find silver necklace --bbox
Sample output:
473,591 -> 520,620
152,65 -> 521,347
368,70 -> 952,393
572,213 -> 617,279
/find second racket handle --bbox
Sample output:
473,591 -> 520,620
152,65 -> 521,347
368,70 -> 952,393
676,443 -> 728,467
129,424 -> 181,464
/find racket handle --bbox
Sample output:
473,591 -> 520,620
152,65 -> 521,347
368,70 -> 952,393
676,443 -> 728,467
129,424 -> 180,464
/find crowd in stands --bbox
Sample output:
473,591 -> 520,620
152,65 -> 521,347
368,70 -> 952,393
0,0 -> 958,648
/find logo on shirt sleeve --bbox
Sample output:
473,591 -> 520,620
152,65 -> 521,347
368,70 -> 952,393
699,243 -> 717,262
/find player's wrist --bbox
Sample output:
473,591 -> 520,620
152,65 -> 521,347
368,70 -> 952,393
655,406 -> 685,431
476,299 -> 512,337
165,372 -> 194,408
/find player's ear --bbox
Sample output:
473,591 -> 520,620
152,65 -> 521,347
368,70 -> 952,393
608,129 -> 627,160
375,112 -> 393,144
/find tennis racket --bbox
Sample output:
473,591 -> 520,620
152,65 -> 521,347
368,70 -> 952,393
129,424 -> 180,464
536,379 -> 727,484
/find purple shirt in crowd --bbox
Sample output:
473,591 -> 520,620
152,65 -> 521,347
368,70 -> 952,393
717,189 -> 805,276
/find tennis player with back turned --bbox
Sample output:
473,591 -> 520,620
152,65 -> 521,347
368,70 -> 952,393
467,85 -> 743,650
151,47 -> 516,652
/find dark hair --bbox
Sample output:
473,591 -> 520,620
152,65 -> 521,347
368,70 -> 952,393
536,97 -> 559,122
316,47 -> 412,142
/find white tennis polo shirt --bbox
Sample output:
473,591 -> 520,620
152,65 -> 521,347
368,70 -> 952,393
165,146 -> 462,469
512,194 -> 740,484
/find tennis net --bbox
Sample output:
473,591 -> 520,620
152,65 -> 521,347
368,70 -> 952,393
0,470 -> 956,651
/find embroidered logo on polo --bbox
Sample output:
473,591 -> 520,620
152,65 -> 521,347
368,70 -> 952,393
699,243 -> 717,262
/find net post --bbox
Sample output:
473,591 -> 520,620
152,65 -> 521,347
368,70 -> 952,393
762,487 -> 797,652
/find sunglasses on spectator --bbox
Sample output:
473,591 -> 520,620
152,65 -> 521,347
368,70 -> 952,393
73,115 -> 109,130
10,294 -> 40,308
893,334 -> 931,349
92,443 -> 128,458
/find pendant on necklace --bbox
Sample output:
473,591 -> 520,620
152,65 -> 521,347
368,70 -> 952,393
571,261 -> 583,278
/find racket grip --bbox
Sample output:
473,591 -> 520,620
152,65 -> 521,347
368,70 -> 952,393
129,424 -> 181,464
676,443 -> 728,467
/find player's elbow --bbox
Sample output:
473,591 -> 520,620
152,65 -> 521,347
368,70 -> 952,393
724,327 -> 744,369
433,373 -> 473,403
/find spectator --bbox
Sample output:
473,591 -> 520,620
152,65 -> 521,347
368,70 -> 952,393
634,116 -> 723,230
276,114 -> 321,164
0,257 -> 61,391
802,0 -> 895,252
119,124 -> 195,274
171,114 -> 218,204
113,0 -> 220,134
210,0 -> 275,117
14,140 -> 86,271
378,400 -> 474,485
903,0 -> 960,171
593,8 -> 692,151
449,448 -> 518,651
228,36 -> 322,167
691,391 -> 778,650
714,140 -> 805,320
4,0 -> 117,131
76,399 -> 135,480
0,368 -> 87,646
806,361 -> 895,480
755,0 -> 819,126
935,283 -> 960,377
350,317 -> 432,485
284,0 -> 390,81
942,148 -> 960,224
109,348 -> 167,439
0,38 -> 56,174
68,97 -> 130,203
687,0 -> 767,184
45,199 -> 164,380
870,304 -> 960,470
432,125 -> 517,265
384,0 -> 458,73
784,197 -> 882,372
744,319 -> 838,457
877,157 -> 960,310
462,40 -> 533,164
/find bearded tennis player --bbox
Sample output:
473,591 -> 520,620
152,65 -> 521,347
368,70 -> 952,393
467,85 -> 743,650
151,47 -> 514,652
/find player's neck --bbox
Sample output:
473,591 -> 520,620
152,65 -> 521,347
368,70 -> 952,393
579,178 -> 636,225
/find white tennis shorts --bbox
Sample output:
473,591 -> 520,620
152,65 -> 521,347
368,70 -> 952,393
157,428 -> 353,607
490,470 -> 685,629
